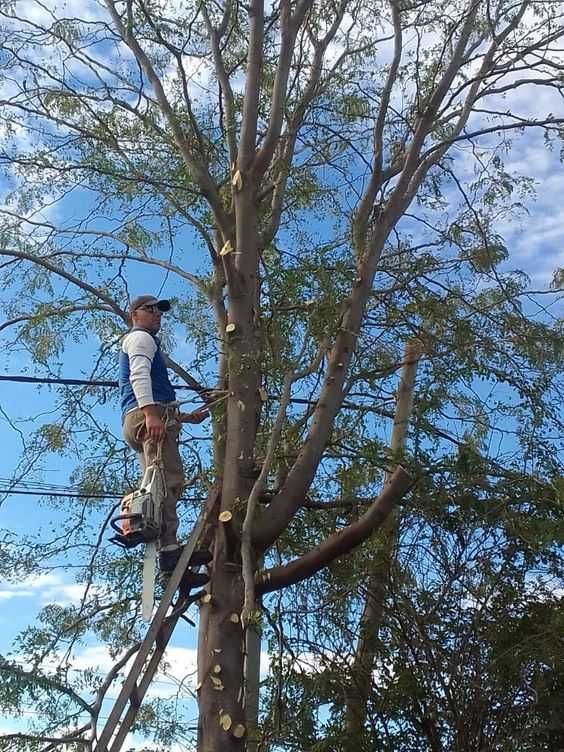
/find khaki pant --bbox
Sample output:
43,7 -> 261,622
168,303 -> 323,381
123,405 -> 184,548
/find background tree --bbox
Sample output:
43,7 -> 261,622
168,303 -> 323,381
0,0 -> 563,750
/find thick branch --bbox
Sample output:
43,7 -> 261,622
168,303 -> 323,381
253,0 -> 314,177
404,1 -> 530,204
0,660 -> 93,715
202,3 -> 237,164
102,0 -> 232,240
345,339 -> 422,741
255,466 -> 413,594
261,1 -> 348,246
353,0 -> 402,256
238,0 -> 264,168
242,339 -> 325,619
0,305 -> 113,334
0,210 -> 209,293
390,0 -> 481,206
0,730 -> 89,747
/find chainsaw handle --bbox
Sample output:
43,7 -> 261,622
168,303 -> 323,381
110,513 -> 142,535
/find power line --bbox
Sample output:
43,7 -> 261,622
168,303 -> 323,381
0,477 -> 92,491
0,486 -> 208,503
0,488 -> 123,499
0,374 -> 196,389
0,477 -> 208,501
0,374 -> 392,414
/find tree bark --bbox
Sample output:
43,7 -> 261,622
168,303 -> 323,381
197,100 -> 263,752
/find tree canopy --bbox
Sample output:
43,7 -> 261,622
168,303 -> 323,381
0,0 -> 563,750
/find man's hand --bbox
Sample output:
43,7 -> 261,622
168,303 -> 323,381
142,405 -> 166,441
180,408 -> 209,424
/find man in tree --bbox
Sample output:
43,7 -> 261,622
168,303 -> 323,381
119,294 -> 211,583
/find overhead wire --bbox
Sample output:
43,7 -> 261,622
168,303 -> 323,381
0,373 -> 386,413
0,374 -> 195,389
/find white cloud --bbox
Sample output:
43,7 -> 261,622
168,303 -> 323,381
0,572 -> 108,607
0,589 -> 34,601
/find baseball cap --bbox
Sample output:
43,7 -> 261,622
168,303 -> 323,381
129,295 -> 171,312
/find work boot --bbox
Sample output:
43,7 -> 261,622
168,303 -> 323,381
158,546 -> 212,573
179,570 -> 209,595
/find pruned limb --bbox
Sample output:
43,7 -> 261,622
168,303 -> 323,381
345,338 -> 422,741
255,466 -> 413,595
385,339 -> 423,482
219,510 -> 240,562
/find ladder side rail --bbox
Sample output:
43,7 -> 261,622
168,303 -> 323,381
94,502 -> 214,751
107,611 -> 182,752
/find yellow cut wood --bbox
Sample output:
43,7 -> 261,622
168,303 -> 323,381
219,713 -> 232,731
232,724 -> 246,738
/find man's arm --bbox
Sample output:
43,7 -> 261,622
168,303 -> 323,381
123,331 -> 166,441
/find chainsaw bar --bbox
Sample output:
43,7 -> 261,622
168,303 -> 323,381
141,541 -> 158,622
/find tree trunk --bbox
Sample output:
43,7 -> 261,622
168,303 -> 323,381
197,176 -> 261,750
197,562 -> 247,750
244,623 -> 262,752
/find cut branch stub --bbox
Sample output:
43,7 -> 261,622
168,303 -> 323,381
219,712 -> 232,731
211,675 -> 224,691
219,509 -> 240,561
231,169 -> 243,190
220,240 -> 234,256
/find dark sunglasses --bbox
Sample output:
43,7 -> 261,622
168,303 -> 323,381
139,304 -> 162,313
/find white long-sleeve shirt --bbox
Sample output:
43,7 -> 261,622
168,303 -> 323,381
121,329 -> 158,408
